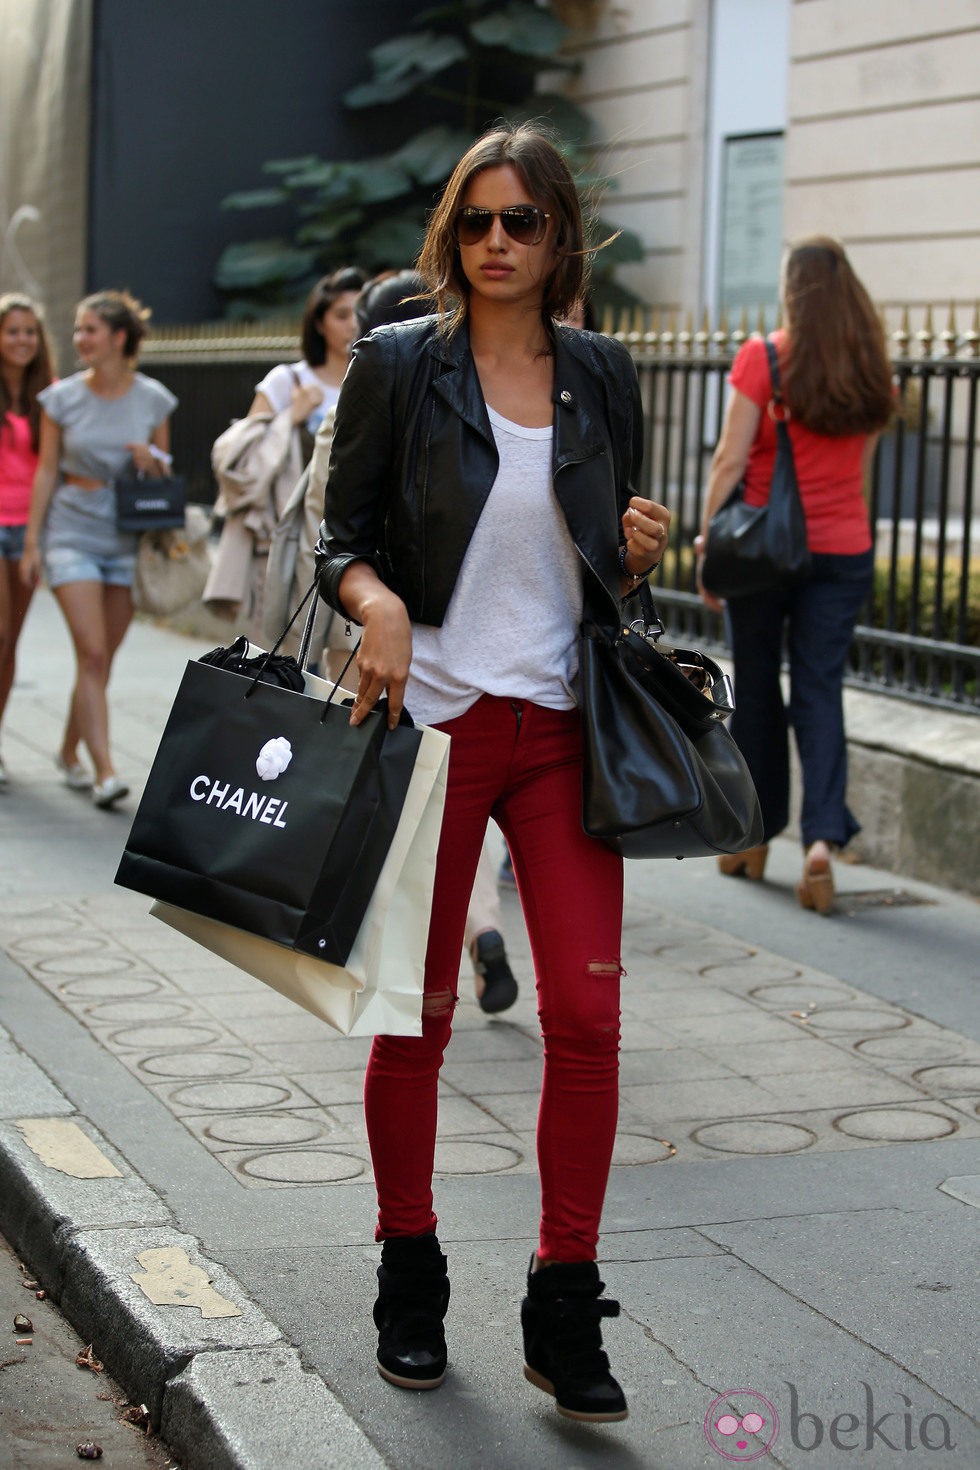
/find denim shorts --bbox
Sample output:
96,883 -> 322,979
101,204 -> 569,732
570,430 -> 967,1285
44,545 -> 137,589
0,523 -> 26,559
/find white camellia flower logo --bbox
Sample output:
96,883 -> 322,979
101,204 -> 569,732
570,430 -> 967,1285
255,736 -> 293,781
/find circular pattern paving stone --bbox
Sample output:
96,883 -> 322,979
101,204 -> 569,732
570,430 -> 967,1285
238,1149 -> 366,1183
693,1119 -> 817,1155
802,1005 -> 909,1035
433,1140 -> 523,1174
169,1080 -> 294,1112
108,1022 -> 223,1051
9,929 -> 104,958
834,1107 -> 959,1142
748,981 -> 856,1008
58,975 -> 164,1001
35,951 -> 139,977
612,1133 -> 676,1165
204,1113 -> 328,1147
85,999 -> 194,1025
707,959 -> 802,986
138,1050 -> 254,1080
911,1064 -> 980,1095
855,1033 -> 965,1063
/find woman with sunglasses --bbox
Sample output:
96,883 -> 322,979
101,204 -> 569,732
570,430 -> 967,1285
317,123 -> 669,1422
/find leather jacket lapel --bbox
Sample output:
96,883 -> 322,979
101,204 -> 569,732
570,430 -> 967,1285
430,322 -> 495,445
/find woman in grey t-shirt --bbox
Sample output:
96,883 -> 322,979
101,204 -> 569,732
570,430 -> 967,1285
21,290 -> 177,808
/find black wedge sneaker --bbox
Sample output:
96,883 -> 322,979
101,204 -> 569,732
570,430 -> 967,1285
521,1256 -> 628,1422
373,1233 -> 450,1390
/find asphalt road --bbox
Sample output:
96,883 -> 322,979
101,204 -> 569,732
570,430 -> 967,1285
0,1232 -> 179,1470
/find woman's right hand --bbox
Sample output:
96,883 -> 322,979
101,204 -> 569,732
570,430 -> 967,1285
347,585 -> 412,731
289,381 -> 324,426
19,542 -> 41,589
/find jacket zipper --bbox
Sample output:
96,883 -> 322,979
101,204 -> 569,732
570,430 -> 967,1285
554,451 -> 621,621
417,397 -> 436,610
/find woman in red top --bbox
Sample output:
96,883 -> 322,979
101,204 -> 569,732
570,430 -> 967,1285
697,237 -> 893,911
0,294 -> 55,786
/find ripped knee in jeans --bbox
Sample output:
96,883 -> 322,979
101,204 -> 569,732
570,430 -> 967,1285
586,959 -> 625,978
422,987 -> 457,1020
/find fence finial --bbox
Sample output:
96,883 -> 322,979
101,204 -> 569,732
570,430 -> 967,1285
941,303 -> 958,358
917,304 -> 934,358
696,307 -> 710,355
964,301 -> 980,359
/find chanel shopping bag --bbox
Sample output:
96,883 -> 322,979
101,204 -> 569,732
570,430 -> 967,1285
115,655 -> 424,967
149,704 -> 448,1037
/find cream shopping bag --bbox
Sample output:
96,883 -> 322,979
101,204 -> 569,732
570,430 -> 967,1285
151,664 -> 449,1037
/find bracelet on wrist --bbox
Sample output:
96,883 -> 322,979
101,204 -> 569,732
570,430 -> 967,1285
618,543 -> 656,587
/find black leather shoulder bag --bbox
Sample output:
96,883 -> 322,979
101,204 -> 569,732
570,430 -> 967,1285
579,583 -> 764,859
700,337 -> 811,599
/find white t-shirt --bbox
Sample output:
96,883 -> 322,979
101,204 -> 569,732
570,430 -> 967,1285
255,361 -> 340,435
405,406 -> 582,727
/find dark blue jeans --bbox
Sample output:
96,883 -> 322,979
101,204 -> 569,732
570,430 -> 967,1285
725,549 -> 874,848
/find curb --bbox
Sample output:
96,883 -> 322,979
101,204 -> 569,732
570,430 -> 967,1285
0,1024 -> 386,1470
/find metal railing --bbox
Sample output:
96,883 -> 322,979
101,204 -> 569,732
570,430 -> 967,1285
142,304 -> 980,711
599,303 -> 980,713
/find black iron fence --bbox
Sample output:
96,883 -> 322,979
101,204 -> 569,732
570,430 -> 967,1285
601,305 -> 980,713
142,306 -> 979,712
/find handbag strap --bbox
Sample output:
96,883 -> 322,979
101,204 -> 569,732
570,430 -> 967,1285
764,337 -> 798,468
764,337 -> 784,405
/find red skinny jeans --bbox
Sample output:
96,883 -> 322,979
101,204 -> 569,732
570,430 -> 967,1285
364,695 -> 624,1261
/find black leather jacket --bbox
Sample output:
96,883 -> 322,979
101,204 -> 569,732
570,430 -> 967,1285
316,315 -> 643,626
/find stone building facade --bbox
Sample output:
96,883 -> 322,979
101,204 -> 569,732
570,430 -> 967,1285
559,0 -> 980,328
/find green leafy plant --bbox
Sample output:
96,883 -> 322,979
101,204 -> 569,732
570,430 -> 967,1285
214,0 -> 643,318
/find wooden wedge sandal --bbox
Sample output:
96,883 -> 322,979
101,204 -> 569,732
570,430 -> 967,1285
717,844 -> 769,880
797,843 -> 835,915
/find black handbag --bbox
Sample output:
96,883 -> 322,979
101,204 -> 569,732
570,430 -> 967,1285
115,598 -> 422,966
700,338 -> 811,599
579,583 -> 764,859
115,472 -> 188,532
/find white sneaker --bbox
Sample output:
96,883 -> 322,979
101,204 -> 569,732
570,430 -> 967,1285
55,754 -> 92,791
92,775 -> 130,809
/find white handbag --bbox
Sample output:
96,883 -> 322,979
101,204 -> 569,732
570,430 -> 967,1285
150,660 -> 449,1038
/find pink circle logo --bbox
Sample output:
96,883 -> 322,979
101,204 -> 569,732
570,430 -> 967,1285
704,1389 -> 780,1461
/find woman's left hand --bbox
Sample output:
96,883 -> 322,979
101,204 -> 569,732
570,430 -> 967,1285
694,533 -> 726,614
622,496 -> 670,574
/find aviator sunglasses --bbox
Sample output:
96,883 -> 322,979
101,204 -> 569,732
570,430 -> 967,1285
453,205 -> 551,247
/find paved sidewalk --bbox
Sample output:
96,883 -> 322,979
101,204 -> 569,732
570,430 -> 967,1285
0,590 -> 978,1469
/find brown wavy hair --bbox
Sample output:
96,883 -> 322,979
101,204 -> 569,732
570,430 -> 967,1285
781,237 -> 894,437
416,122 -> 587,334
0,293 -> 55,451
78,289 -> 152,360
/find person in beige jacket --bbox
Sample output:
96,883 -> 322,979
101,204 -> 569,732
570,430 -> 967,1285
205,268 -> 364,641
